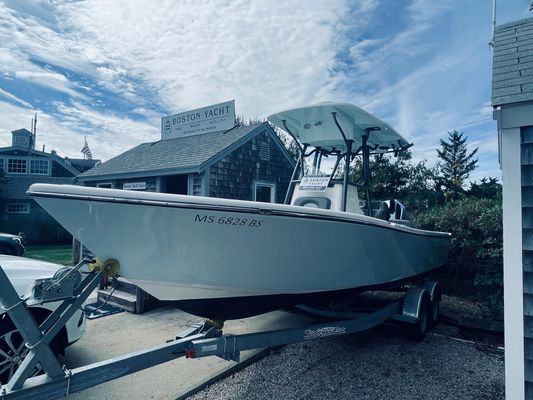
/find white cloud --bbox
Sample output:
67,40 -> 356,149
0,88 -> 32,108
0,0 -> 529,180
15,69 -> 87,99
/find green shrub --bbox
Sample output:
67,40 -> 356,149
412,197 -> 503,319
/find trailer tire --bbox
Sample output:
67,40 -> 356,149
409,294 -> 430,342
428,290 -> 440,328
421,281 -> 441,329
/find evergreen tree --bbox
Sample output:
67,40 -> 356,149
436,130 -> 478,199
468,177 -> 501,200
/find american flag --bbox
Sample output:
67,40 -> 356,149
81,138 -> 92,160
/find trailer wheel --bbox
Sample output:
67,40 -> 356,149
406,291 -> 430,342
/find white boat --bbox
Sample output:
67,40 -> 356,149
27,103 -> 450,320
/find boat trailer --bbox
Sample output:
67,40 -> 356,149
0,259 -> 440,400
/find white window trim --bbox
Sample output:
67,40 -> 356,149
253,181 -> 276,203
7,203 -> 30,214
6,157 -> 28,175
29,158 -> 50,175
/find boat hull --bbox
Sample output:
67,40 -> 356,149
28,184 -> 450,319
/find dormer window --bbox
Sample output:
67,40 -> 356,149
7,158 -> 27,174
14,136 -> 28,146
29,159 -> 49,175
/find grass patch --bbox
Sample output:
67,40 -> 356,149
25,244 -> 73,266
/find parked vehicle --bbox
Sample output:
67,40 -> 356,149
0,255 -> 86,384
0,233 -> 25,256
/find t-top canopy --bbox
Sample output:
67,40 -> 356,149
267,103 -> 410,153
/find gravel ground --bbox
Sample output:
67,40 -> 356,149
189,324 -> 504,400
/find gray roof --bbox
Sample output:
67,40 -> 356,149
78,123 -> 267,180
0,147 -> 86,176
492,16 -> 533,106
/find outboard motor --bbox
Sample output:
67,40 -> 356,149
387,199 -> 410,225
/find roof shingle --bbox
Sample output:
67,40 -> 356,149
492,17 -> 533,106
78,123 -> 264,179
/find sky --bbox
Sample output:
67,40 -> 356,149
0,0 -> 531,182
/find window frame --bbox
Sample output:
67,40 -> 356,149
7,158 -> 28,174
29,158 -> 50,175
6,203 -> 30,214
253,181 -> 276,203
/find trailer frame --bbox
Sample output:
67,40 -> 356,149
0,261 -> 439,400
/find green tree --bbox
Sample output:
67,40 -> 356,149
468,177 -> 501,200
348,150 -> 438,211
235,115 -> 299,161
436,130 -> 478,199
412,197 -> 503,319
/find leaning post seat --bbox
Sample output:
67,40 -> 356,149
290,180 -> 364,214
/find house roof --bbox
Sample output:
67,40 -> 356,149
0,147 -> 91,176
77,123 -> 279,181
67,158 -> 101,173
492,16 -> 533,106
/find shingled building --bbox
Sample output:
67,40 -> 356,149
76,123 -> 295,204
0,128 -> 99,243
492,16 -> 533,400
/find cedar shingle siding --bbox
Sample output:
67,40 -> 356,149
78,123 -> 295,204
0,129 -> 100,243
209,130 -> 291,202
524,126 -> 533,398
492,18 -> 533,398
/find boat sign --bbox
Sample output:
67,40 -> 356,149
299,175 -> 331,191
161,100 -> 236,140
123,182 -> 146,190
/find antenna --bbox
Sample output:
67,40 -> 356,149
490,0 -> 497,48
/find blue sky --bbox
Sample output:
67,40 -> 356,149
0,0 -> 531,181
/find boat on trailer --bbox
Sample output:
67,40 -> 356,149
27,103 -> 450,320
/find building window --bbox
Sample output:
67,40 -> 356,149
97,183 -> 113,188
29,159 -> 49,175
260,142 -> 270,161
254,182 -> 276,203
7,203 -> 30,214
192,176 -> 203,196
14,136 -> 28,145
0,158 -> 3,172
7,158 -> 27,174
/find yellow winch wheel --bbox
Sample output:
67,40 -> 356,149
88,258 -> 120,277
